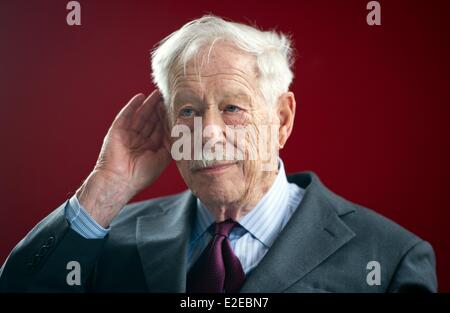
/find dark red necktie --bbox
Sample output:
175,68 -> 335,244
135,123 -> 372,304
187,219 -> 245,293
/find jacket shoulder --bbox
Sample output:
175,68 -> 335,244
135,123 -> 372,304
343,200 -> 422,250
289,171 -> 424,252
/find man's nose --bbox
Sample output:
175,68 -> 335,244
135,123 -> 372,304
202,107 -> 225,143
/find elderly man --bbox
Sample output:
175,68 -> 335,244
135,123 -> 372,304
0,16 -> 436,293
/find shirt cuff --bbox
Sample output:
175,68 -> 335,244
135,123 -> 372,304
65,195 -> 110,239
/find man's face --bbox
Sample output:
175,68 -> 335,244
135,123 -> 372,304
169,42 -> 279,208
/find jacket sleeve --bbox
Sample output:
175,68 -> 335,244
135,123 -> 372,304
0,201 -> 107,292
387,240 -> 438,292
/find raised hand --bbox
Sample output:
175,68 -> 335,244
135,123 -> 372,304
76,91 -> 172,227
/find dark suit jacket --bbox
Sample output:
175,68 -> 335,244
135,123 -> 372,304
0,172 -> 437,292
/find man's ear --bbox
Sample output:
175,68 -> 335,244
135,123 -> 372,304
276,91 -> 296,149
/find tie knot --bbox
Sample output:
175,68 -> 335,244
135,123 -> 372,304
213,219 -> 237,237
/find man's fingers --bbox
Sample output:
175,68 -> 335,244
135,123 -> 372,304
132,90 -> 164,132
138,90 -> 163,121
162,126 -> 171,154
156,101 -> 171,153
114,93 -> 146,128
140,113 -> 158,138
149,121 -> 164,151
113,90 -> 169,152
156,99 -> 170,132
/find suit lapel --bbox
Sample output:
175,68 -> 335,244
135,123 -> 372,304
240,173 -> 356,292
136,191 -> 196,292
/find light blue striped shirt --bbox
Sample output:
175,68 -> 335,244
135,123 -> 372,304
66,196 -> 110,238
65,158 -> 304,274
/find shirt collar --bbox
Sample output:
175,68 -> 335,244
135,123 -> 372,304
191,158 -> 292,248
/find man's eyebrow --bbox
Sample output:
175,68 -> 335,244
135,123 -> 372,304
222,92 -> 249,98
173,91 -> 201,105
220,91 -> 251,101
172,90 -> 251,108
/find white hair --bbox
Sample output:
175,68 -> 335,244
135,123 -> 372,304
151,15 -> 295,108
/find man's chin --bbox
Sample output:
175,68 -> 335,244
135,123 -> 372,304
192,182 -> 241,205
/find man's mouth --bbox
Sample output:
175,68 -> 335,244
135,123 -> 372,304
193,162 -> 238,174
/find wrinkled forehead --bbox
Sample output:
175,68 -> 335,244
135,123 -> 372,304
169,42 -> 259,92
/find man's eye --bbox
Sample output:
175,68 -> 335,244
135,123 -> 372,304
179,107 -> 195,117
224,105 -> 241,113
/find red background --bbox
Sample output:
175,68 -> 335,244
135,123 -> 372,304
1,0 -> 449,291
